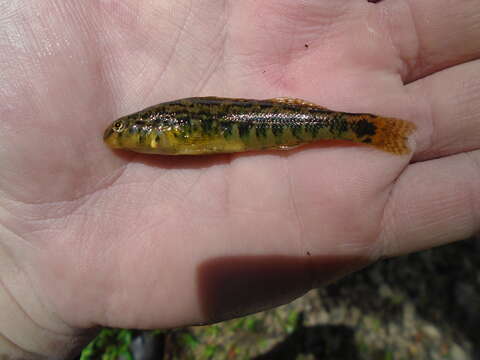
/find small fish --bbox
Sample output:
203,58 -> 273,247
103,97 -> 415,155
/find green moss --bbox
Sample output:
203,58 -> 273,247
80,328 -> 133,360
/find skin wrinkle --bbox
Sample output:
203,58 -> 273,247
1,275 -> 72,340
355,166 -> 392,259
157,176 -> 203,205
236,2 -> 318,89
280,21 -> 345,89
378,154 -> 416,259
373,6 -> 407,80
284,156 -> 306,257
202,0 -> 231,94
399,0 -> 422,83
245,3 -> 389,93
271,16 -> 298,86
378,175 -> 403,258
405,60 -> 480,161
401,0 -> 480,83
94,4 -> 143,108
5,227 -> 99,335
192,14 -> 229,95
125,156 -> 232,207
0,331 -> 37,359
107,8 -> 169,101
1,5 -> 122,208
176,169 -> 210,210
344,159 -> 393,256
88,29 -> 119,136
420,84 -> 439,157
267,0 -> 350,30
140,0 -> 193,102
421,64 -> 478,159
379,151 -> 480,257
0,165 -> 128,222
283,156 -> 323,291
0,275 -> 72,355
406,81 -> 435,160
0,220 -> 39,253
250,27 -> 291,91
224,157 -> 234,221
375,2 -> 433,84
0,1 -> 25,22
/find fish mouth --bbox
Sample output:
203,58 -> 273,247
103,125 -> 122,149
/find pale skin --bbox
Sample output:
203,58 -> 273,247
1,0 -> 479,358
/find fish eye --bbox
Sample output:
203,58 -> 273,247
112,120 -> 126,133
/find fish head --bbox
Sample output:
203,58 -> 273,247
103,114 -> 183,154
103,116 -> 132,149
104,114 -> 155,150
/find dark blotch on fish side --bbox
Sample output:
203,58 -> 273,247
256,125 -> 267,138
306,123 -> 319,138
200,115 -> 214,134
271,124 -> 283,138
290,125 -> 303,140
327,115 -> 348,136
220,122 -> 233,138
238,123 -> 251,139
351,118 -> 377,137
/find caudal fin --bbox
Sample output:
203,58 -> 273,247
362,116 -> 416,155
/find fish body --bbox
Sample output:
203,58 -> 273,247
103,97 -> 415,155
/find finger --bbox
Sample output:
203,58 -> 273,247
379,150 -> 480,257
377,0 -> 480,82
406,59 -> 480,160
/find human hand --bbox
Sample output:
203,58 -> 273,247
1,0 -> 479,358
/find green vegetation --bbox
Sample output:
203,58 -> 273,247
80,329 -> 134,360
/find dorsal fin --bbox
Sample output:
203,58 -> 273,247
267,97 -> 329,110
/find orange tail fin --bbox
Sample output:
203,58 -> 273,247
363,116 -> 416,155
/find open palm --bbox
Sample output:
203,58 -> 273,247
1,0 -> 479,357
